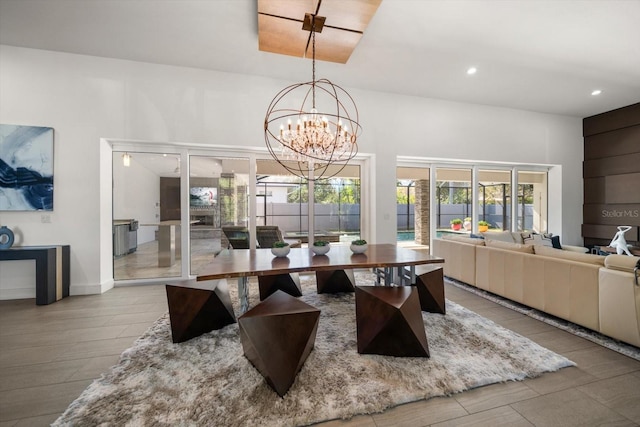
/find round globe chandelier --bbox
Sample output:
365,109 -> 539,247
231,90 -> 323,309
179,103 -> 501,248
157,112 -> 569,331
264,13 -> 362,181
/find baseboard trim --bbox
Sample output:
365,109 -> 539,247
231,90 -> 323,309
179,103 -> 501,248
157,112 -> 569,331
70,279 -> 114,296
0,289 -> 36,300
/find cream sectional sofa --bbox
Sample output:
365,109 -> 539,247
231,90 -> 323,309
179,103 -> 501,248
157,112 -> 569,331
433,234 -> 640,347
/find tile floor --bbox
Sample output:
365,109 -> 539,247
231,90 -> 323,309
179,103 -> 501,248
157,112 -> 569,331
1,278 -> 639,426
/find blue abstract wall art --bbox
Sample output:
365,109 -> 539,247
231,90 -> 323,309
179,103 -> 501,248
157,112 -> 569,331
0,124 -> 54,211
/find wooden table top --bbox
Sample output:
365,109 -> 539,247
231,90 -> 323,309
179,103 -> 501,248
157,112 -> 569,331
597,245 -> 640,256
196,243 -> 444,281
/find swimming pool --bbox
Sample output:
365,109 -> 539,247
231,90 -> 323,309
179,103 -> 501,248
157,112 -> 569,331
397,231 -> 415,241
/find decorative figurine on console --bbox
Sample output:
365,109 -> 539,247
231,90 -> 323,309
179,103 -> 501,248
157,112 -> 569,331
609,225 -> 633,256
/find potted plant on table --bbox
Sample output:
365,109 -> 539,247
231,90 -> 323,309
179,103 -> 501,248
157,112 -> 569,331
478,221 -> 490,232
450,218 -> 463,231
350,239 -> 368,254
463,217 -> 472,231
271,241 -> 290,257
311,240 -> 331,255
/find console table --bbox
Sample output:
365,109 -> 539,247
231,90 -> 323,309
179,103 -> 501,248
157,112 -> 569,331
0,245 -> 70,305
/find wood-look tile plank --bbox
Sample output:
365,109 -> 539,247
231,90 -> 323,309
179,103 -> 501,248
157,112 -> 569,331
54,337 -> 138,361
1,325 -> 130,349
510,388 -> 634,427
103,311 -> 165,326
475,306 -> 526,323
312,413 -> 377,426
431,405 -> 534,427
117,322 -> 156,338
523,366 -> 598,395
13,413 -> 60,427
454,381 -> 539,414
523,329 -> 597,354
492,315 -> 558,336
563,346 -> 640,379
0,360 -> 80,391
371,397 -> 468,427
578,375 -> 640,423
0,380 -> 92,422
0,315 -> 113,337
0,344 -> 73,369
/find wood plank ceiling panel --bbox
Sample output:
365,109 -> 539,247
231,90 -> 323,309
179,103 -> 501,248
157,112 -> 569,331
258,0 -> 318,20
318,0 -> 381,32
258,14 -> 309,58
305,27 -> 362,64
257,0 -> 382,64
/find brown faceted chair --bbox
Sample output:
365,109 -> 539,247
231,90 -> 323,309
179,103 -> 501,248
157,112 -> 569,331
221,226 -> 250,249
256,226 -> 301,248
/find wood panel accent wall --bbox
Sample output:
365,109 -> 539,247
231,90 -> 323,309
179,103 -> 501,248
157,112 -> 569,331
583,103 -> 640,247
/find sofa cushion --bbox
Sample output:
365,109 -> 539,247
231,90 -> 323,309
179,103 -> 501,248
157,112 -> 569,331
485,239 -> 535,253
604,254 -> 640,273
481,231 -> 516,243
534,245 -> 606,266
443,235 -> 486,246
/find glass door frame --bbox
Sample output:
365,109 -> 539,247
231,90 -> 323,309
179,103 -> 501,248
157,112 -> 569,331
105,139 -> 373,285
397,156 -> 550,252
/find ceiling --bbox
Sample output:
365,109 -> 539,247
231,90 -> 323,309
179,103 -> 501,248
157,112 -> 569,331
1,0 -> 639,118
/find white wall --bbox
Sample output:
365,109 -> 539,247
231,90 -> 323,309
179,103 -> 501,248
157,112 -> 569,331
0,45 -> 584,295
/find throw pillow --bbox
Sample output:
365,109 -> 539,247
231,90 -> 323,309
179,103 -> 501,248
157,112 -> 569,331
523,233 -> 554,248
551,235 -> 562,250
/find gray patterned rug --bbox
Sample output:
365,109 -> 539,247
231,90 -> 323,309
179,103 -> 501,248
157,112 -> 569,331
53,272 -> 574,427
446,278 -> 640,362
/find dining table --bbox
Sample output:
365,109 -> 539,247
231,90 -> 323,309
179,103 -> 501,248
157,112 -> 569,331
197,243 -> 445,313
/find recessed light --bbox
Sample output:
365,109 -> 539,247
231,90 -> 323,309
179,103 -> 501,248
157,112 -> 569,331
591,90 -> 602,96
467,67 -> 477,75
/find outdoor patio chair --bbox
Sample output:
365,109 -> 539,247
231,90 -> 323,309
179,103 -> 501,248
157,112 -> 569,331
221,226 -> 251,249
256,226 -> 301,248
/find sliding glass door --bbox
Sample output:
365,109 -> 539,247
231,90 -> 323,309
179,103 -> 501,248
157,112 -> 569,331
517,170 -> 548,232
396,166 -> 430,246
436,168 -> 472,234
189,155 -> 249,274
256,160 -> 361,244
477,169 -> 512,232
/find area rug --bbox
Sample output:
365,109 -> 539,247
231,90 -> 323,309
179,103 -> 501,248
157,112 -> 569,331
446,277 -> 640,362
53,272 -> 574,427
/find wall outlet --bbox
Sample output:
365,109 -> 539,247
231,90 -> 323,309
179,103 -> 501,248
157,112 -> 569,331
41,214 -> 51,223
